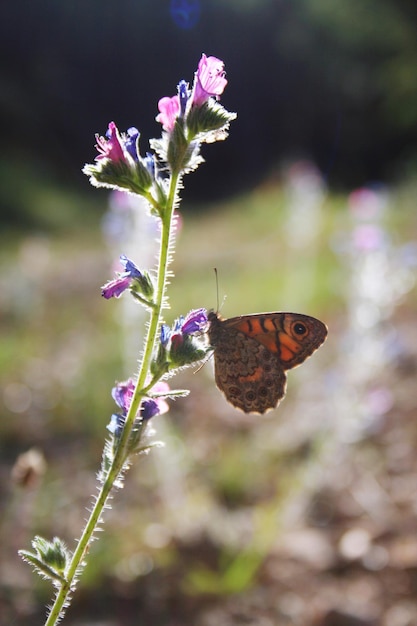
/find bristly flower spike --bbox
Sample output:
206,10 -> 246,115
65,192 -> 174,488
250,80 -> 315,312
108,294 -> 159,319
29,54 -> 236,624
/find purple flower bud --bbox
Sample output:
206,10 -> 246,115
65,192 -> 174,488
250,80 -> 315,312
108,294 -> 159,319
111,378 -> 169,422
101,255 -> 143,299
170,333 -> 184,350
124,127 -> 140,161
144,152 -> 156,178
181,308 -> 208,334
102,275 -> 132,299
111,379 -> 135,412
160,324 -> 171,347
165,309 -> 208,368
178,80 -> 190,117
120,254 -> 143,279
174,315 -> 185,332
140,399 -> 160,421
107,413 -> 125,438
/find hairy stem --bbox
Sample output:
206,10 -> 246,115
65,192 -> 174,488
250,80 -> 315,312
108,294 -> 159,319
44,173 -> 180,626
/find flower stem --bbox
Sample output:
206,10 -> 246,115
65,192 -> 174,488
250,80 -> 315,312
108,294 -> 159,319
44,173 -> 180,626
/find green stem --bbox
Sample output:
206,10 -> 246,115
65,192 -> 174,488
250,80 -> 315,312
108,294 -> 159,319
44,172 -> 180,626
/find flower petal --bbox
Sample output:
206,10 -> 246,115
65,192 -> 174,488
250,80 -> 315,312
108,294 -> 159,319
193,54 -> 228,106
181,308 -> 208,334
95,122 -> 128,163
101,275 -> 132,299
156,95 -> 181,132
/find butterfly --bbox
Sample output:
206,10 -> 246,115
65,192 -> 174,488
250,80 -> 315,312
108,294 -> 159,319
207,311 -> 327,414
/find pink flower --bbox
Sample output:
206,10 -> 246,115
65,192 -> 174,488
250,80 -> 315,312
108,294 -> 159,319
156,95 -> 181,132
352,225 -> 386,251
95,122 -> 129,163
192,54 -> 228,106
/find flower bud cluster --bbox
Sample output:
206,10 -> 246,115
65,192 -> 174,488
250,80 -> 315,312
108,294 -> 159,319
152,308 -> 208,379
105,377 -> 169,459
83,54 -> 236,215
18,536 -> 70,584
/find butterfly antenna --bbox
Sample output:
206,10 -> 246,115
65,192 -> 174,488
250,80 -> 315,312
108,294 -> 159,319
214,267 -> 220,311
214,267 -> 226,313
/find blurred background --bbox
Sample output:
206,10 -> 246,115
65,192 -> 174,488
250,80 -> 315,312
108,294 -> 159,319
1,1 -> 417,625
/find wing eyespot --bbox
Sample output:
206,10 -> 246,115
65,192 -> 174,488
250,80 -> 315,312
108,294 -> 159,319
292,322 -> 308,336
228,386 -> 242,398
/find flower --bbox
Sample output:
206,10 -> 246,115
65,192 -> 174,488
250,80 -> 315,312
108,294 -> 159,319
178,79 -> 190,116
165,308 -> 208,345
112,378 -> 170,418
162,309 -> 208,368
156,95 -> 181,132
108,399 -> 159,430
101,255 -> 153,301
124,127 -> 140,161
140,399 -> 160,420
111,378 -> 135,412
192,54 -> 228,106
101,275 -> 132,299
144,381 -> 170,417
156,54 -> 227,130
152,54 -> 234,172
84,122 -> 158,196
181,307 -> 208,334
107,413 -> 125,438
95,122 -> 130,163
143,152 -> 156,178
160,323 -> 171,347
108,378 -> 169,437
101,255 -> 144,299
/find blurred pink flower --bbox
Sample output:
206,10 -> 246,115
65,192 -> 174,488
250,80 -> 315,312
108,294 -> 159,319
352,225 -> 386,251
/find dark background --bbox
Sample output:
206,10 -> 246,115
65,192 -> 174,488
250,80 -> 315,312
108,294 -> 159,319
2,0 -> 417,221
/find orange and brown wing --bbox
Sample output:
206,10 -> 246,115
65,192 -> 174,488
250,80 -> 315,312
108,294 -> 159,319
207,311 -> 327,414
208,311 -> 286,413
227,312 -> 328,370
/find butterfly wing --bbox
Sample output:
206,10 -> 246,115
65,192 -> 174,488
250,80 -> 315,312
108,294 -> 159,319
228,312 -> 328,370
208,312 -> 287,413
208,311 -> 327,414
